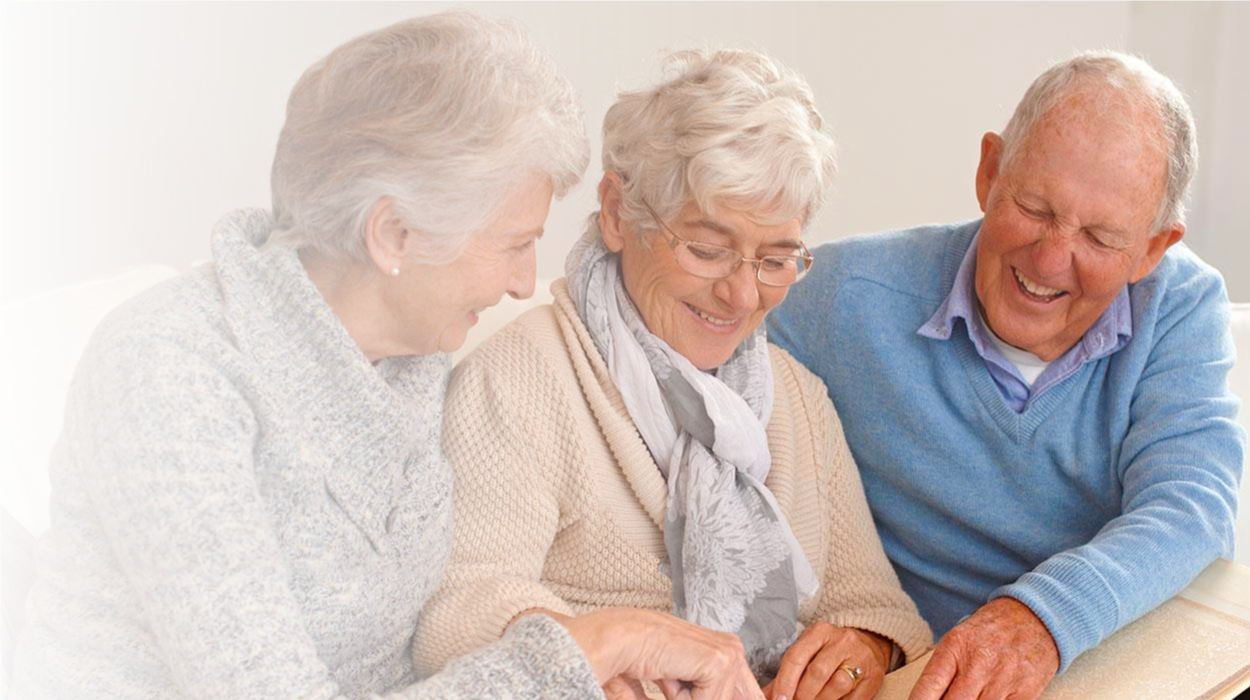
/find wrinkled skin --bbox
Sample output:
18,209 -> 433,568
908,598 -> 1059,700
763,623 -> 891,700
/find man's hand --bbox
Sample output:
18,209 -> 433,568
908,598 -> 1059,700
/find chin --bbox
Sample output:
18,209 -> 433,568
683,343 -> 738,371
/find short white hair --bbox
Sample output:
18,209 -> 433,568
269,10 -> 589,264
600,49 -> 836,236
999,50 -> 1198,230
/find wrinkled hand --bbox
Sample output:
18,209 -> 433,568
763,622 -> 890,700
908,598 -> 1059,700
602,675 -> 648,700
556,607 -> 765,700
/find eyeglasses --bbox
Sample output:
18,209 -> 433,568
642,201 -> 814,287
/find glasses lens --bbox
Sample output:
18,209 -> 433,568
676,242 -> 740,278
758,255 -> 810,286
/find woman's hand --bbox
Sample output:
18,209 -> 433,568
763,623 -> 891,700
555,607 -> 764,700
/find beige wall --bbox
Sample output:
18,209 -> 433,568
1,2 -> 1245,303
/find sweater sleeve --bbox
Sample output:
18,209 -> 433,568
385,614 -> 604,700
412,332 -> 577,676
72,334 -> 347,699
992,271 -> 1245,672
785,358 -> 934,663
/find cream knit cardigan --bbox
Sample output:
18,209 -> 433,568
413,280 -> 932,674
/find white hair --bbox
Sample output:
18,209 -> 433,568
600,49 -> 836,237
268,10 -> 589,264
999,50 -> 1198,230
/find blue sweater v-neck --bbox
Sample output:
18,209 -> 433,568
768,219 -> 1244,670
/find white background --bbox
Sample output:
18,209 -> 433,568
2,1 -> 1247,304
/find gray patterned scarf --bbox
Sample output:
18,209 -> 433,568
566,219 -> 818,676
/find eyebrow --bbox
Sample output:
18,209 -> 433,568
687,218 -> 803,251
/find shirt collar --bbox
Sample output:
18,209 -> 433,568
917,231 -> 1133,363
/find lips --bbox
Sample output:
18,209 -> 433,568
1013,267 -> 1067,302
683,302 -> 740,328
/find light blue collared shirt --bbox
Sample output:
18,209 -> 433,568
917,233 -> 1133,412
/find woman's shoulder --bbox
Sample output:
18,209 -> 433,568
447,303 -> 579,411
454,303 -> 562,377
92,266 -> 230,351
767,342 -> 834,418
77,266 -> 246,399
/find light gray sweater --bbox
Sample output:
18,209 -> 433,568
10,209 -> 604,700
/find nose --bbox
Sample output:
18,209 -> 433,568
713,260 -> 760,313
1032,229 -> 1074,279
507,245 -> 537,300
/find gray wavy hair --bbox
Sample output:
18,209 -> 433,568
1000,50 -> 1197,230
601,49 -> 837,236
269,11 -> 589,264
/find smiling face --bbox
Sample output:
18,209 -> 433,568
396,174 -> 553,354
973,98 -> 1183,361
601,190 -> 804,370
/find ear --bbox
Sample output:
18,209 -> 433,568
361,197 -> 411,275
975,132 -> 1004,213
597,172 -> 628,253
1130,223 -> 1184,283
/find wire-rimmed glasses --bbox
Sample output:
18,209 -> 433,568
642,201 -> 814,287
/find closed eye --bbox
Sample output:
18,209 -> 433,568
1019,204 -> 1051,221
1085,230 -> 1118,250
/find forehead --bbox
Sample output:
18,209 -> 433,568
1006,100 -> 1168,229
678,199 -> 804,240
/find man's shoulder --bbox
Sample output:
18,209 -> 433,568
1134,242 -> 1230,314
1153,242 -> 1227,288
808,219 -> 979,299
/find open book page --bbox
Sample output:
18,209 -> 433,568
878,594 -> 1250,700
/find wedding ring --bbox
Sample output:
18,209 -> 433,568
840,664 -> 863,686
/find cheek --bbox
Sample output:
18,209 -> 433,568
760,287 -> 789,315
1075,256 -> 1134,297
984,208 -> 1039,253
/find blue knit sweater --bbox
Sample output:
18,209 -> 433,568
768,219 -> 1245,670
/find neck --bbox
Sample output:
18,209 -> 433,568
300,250 -> 400,364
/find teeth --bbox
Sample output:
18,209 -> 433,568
1015,269 -> 1064,298
689,304 -> 736,326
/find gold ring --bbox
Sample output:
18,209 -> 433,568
840,664 -> 863,686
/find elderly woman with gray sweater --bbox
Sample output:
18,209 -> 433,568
9,12 -> 762,700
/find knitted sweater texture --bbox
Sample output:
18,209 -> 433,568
767,219 -> 1245,671
412,280 -> 932,675
10,210 -> 603,700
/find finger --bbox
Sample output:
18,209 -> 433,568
843,671 -> 880,700
812,662 -> 857,700
692,634 -> 752,700
941,670 -> 988,700
977,674 -> 1026,700
741,663 -> 766,700
771,629 -> 829,700
907,645 -> 959,700
603,676 -> 647,700
659,678 -> 687,700
795,648 -> 853,700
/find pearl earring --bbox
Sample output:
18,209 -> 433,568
389,267 -> 400,277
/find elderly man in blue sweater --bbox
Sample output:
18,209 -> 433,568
768,51 -> 1244,700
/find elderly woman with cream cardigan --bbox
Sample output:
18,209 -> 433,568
415,50 -> 932,700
